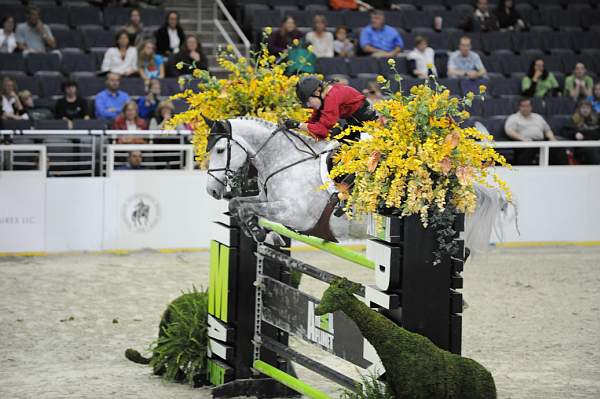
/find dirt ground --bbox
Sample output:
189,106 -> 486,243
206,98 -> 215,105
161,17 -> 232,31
0,246 -> 599,399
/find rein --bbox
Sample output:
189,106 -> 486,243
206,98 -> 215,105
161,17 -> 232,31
207,120 -> 331,198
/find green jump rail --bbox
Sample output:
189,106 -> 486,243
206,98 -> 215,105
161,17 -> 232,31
253,360 -> 333,399
257,218 -> 375,270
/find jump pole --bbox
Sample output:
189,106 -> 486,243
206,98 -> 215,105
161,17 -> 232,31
257,217 -> 375,270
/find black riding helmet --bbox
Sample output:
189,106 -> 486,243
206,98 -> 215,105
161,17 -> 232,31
296,76 -> 323,105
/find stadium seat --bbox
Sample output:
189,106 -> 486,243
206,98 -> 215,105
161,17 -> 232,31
580,10 -> 600,30
119,78 -> 146,97
520,48 -> 544,59
545,97 -> 576,116
161,78 -> 181,96
437,10 -> 462,29
434,51 -> 448,78
304,4 -> 328,11
34,119 -> 70,130
348,57 -> 381,78
540,9 -> 581,30
286,10 -> 311,28
489,76 -> 521,97
511,32 -> 543,54
315,58 -> 349,77
342,12 -> 371,29
543,55 -> 564,74
0,53 -> 26,73
574,32 -> 600,52
53,29 -> 84,51
481,31 -> 512,54
140,9 -> 166,27
541,32 -> 573,53
483,116 -> 509,141
83,29 -> 115,50
72,119 -> 107,130
0,5 -> 25,21
25,53 -> 61,74
402,11 -> 435,31
76,76 -> 105,98
466,98 -> 483,116
379,57 -> 408,77
36,73 -> 63,98
548,115 -> 572,135
103,7 -> 131,28
39,6 -> 69,26
1,119 -> 33,131
246,9 -> 282,31
500,55 -> 531,76
483,98 -> 515,117
383,11 -> 403,28
62,53 -> 97,75
348,77 -> 370,93
68,6 -> 103,28
418,32 -> 449,51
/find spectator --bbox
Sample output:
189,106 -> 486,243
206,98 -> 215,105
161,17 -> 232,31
15,6 -> 56,54
116,151 -> 144,170
167,34 -> 208,76
359,10 -> 403,58
155,11 -> 185,57
447,36 -> 487,94
504,98 -> 566,165
561,100 -> 600,164
587,83 -> 600,113
112,101 -> 147,130
564,62 -> 593,101
330,0 -> 373,11
0,16 -> 17,53
407,36 -> 437,79
95,73 -> 130,120
121,8 -> 144,46
54,80 -> 89,127
101,31 -> 138,77
149,100 -> 185,130
494,0 -> 526,31
1,76 -> 24,120
267,16 -> 302,56
18,90 -> 51,120
138,40 -> 165,84
461,0 -> 499,32
521,58 -> 559,98
137,78 -> 161,120
333,26 -> 355,58
306,15 -> 334,58
363,81 -> 385,104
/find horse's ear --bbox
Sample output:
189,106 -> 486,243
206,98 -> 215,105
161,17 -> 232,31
201,114 -> 215,128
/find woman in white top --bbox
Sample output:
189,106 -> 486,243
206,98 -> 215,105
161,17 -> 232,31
1,76 -> 24,119
101,31 -> 138,76
407,36 -> 437,79
0,16 -> 17,53
305,15 -> 334,58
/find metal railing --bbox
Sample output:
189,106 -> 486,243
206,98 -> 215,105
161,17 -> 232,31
213,0 -> 251,58
105,144 -> 195,177
492,140 -> 600,167
0,144 -> 47,175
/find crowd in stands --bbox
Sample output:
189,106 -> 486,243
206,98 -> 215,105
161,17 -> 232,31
248,0 -> 600,164
1,2 -> 207,132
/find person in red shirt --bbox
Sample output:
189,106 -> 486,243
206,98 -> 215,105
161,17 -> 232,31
284,76 -> 377,142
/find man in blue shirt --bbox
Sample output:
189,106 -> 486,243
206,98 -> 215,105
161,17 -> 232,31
359,11 -> 403,58
95,73 -> 130,120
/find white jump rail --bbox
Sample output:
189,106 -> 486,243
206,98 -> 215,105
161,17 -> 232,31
105,144 -> 195,177
491,140 -> 600,167
0,144 -> 47,175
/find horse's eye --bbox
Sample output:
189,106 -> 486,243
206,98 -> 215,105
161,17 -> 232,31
216,148 -> 225,154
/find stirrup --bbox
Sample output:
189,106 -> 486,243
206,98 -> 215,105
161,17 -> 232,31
333,200 -> 346,217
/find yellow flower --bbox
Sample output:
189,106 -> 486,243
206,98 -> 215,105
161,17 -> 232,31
479,84 -> 487,94
192,68 -> 202,78
426,63 -> 433,69
176,62 -> 184,70
387,58 -> 395,67
264,26 -> 272,35
307,45 -> 314,52
376,75 -> 386,84
239,57 -> 246,64
177,77 -> 186,87
226,43 -> 234,52
292,38 -> 300,46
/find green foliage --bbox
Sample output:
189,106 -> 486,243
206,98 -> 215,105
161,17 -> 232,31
340,373 -> 394,399
148,288 -> 209,385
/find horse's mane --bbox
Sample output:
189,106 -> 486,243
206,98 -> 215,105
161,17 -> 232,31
232,116 -> 278,130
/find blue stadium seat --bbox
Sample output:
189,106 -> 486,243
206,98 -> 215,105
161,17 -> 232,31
343,12 -> 371,29
0,53 -> 26,73
402,11 -> 435,31
548,115 -> 572,135
36,73 -> 63,98
574,32 -> 600,52
483,98 -> 515,117
1,119 -> 33,131
489,76 -> 521,97
481,31 -> 512,54
25,53 -> 61,74
75,76 -> 105,98
103,7 -> 131,28
540,9 -> 581,30
83,28 -> 115,50
511,32 -> 543,54
141,9 -> 166,27
501,55 -> 532,76
35,119 -> 70,130
541,32 -> 573,53
161,78 -> 181,96
383,11 -> 403,28
68,6 -> 102,27
545,97 -> 576,116
53,29 -> 84,51
484,116 -> 509,141
315,58 -> 349,76
39,6 -> 69,26
119,78 -> 146,97
62,53 -> 97,75
440,78 -> 461,95
347,57 -> 381,78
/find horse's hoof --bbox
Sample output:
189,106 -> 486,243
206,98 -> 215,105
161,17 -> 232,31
265,231 -> 286,247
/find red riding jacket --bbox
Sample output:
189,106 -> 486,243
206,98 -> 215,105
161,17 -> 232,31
306,84 -> 366,139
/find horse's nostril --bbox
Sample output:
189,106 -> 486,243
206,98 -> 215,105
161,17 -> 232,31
212,189 -> 218,198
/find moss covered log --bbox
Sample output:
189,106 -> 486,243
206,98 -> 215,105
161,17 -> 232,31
315,279 -> 496,399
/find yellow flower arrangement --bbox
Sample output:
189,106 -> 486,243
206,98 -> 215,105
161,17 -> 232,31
166,35 -> 310,161
330,75 -> 511,227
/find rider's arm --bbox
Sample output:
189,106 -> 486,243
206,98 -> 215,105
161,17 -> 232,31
306,95 -> 341,139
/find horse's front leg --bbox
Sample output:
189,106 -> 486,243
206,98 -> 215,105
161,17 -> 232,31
235,200 -> 288,243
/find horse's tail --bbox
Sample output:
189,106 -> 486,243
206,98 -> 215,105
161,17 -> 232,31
125,348 -> 151,365
464,183 -> 516,252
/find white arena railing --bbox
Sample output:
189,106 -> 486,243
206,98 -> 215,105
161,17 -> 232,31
105,144 -> 195,176
0,144 -> 47,175
492,140 -> 600,167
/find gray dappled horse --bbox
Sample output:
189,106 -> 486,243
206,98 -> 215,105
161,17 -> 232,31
203,116 -> 507,249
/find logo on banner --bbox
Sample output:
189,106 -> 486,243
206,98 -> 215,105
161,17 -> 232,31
122,194 -> 160,232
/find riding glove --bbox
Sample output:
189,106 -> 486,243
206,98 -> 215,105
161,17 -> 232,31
284,119 -> 300,129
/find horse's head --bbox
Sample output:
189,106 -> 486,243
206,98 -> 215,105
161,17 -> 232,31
203,116 -> 250,200
314,278 -> 362,316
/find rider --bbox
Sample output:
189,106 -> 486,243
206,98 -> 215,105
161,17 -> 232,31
284,76 -> 378,142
